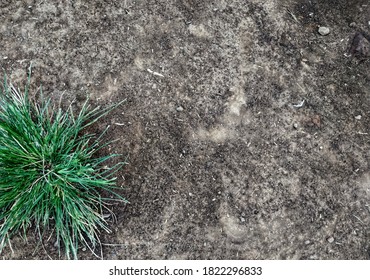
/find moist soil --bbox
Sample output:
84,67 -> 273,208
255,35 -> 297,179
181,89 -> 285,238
0,0 -> 370,259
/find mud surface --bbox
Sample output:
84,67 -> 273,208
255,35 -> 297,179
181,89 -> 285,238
1,0 -> 370,259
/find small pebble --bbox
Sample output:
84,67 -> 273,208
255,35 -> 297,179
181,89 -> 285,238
305,240 -> 311,245
349,22 -> 356,28
293,123 -> 298,129
176,106 -> 184,112
355,115 -> 362,120
327,236 -> 334,243
318,26 -> 330,36
240,217 -> 246,222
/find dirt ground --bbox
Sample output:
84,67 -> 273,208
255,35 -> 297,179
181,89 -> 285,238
1,0 -> 370,260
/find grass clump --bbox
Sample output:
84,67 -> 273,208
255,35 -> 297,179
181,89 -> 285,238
0,73 -> 126,259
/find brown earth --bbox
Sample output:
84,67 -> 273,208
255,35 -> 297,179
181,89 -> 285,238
0,0 -> 370,259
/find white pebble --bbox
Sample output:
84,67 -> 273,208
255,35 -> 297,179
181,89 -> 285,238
318,26 -> 330,36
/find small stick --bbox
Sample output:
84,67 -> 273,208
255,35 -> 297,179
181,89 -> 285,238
286,9 -> 299,23
102,243 -> 127,247
353,215 -> 364,224
147,68 -> 164,77
293,100 -> 305,108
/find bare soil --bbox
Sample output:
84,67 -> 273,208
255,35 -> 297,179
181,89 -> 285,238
1,0 -> 370,259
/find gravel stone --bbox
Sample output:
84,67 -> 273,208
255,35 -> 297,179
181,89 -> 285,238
318,26 -> 330,36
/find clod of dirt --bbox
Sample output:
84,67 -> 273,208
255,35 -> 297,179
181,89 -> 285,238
305,114 -> 321,128
311,115 -> 321,127
348,32 -> 370,58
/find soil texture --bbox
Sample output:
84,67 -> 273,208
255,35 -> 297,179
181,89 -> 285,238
0,0 -> 370,259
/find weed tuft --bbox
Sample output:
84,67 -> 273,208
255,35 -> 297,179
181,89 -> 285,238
0,72 -> 127,259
